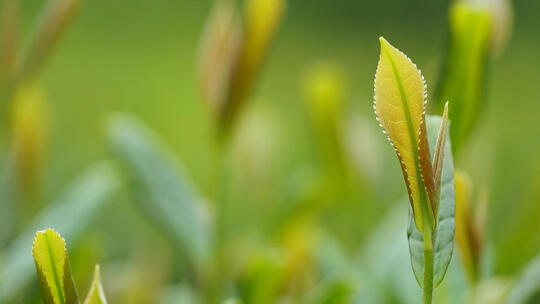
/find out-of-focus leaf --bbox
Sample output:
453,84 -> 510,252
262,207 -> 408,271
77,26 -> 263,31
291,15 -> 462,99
0,0 -> 20,87
221,0 -> 285,130
408,115 -> 455,288
197,0 -> 241,119
32,229 -> 80,304
239,248 -> 285,304
11,82 -> 49,204
83,265 -> 107,304
374,37 -> 435,232
506,254 -> 540,304
107,114 -> 211,268
18,0 -> 83,81
223,298 -> 243,304
434,0 -> 493,152
467,277 -> 512,304
302,276 -> 355,304
454,170 -> 481,282
0,162 -> 119,302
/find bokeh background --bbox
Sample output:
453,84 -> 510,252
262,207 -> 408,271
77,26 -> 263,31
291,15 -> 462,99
1,0 -> 540,303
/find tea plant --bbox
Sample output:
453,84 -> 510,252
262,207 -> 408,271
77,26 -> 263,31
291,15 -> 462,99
373,37 -> 455,303
32,228 -> 107,304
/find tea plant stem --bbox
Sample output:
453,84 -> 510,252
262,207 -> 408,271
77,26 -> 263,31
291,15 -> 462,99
423,221 -> 435,304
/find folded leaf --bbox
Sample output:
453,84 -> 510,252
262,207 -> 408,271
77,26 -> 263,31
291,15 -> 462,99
374,37 -> 435,231
432,102 -> 450,214
32,228 -> 80,304
407,115 -> 455,288
107,114 -> 211,269
83,265 -> 107,304
0,163 -> 119,302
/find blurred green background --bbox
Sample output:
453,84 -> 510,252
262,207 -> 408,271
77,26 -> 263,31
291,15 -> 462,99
2,0 -> 540,302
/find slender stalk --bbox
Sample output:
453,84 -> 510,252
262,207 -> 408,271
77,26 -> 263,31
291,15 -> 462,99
422,221 -> 435,304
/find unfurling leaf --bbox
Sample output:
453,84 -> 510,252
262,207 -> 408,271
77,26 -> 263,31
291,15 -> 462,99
374,37 -> 435,232
32,228 -> 80,304
83,265 -> 107,304
432,102 -> 450,213
407,115 -> 455,288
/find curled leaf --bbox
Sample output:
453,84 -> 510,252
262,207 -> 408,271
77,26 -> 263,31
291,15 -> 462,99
432,102 -> 450,213
32,228 -> 80,304
83,265 -> 107,304
374,37 -> 435,231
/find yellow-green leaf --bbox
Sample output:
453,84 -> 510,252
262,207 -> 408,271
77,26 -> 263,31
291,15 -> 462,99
83,265 -> 107,304
374,37 -> 435,231
434,0 -> 493,152
221,0 -> 285,129
454,170 -> 480,282
197,0 -> 241,119
32,228 -> 80,304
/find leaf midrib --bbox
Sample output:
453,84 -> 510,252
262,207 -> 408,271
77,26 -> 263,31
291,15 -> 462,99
44,233 -> 65,304
382,45 -> 431,228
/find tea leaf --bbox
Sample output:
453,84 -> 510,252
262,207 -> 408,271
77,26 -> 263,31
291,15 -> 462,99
0,0 -> 20,87
221,0 -> 285,129
434,0 -> 493,151
32,228 -> 80,304
432,102 -> 449,213
454,170 -> 480,282
0,162 -> 119,302
374,37 -> 435,231
407,115 -> 455,288
18,0 -> 83,81
302,276 -> 355,304
83,265 -> 107,304
197,0 -> 241,119
506,253 -> 540,304
107,114 -> 211,268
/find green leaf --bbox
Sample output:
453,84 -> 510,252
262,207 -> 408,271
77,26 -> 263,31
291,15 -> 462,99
302,276 -> 355,304
32,228 -> 80,304
83,265 -> 107,304
107,114 -> 211,267
407,115 -> 455,288
506,254 -> 540,304
434,0 -> 493,152
0,162 -> 119,302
